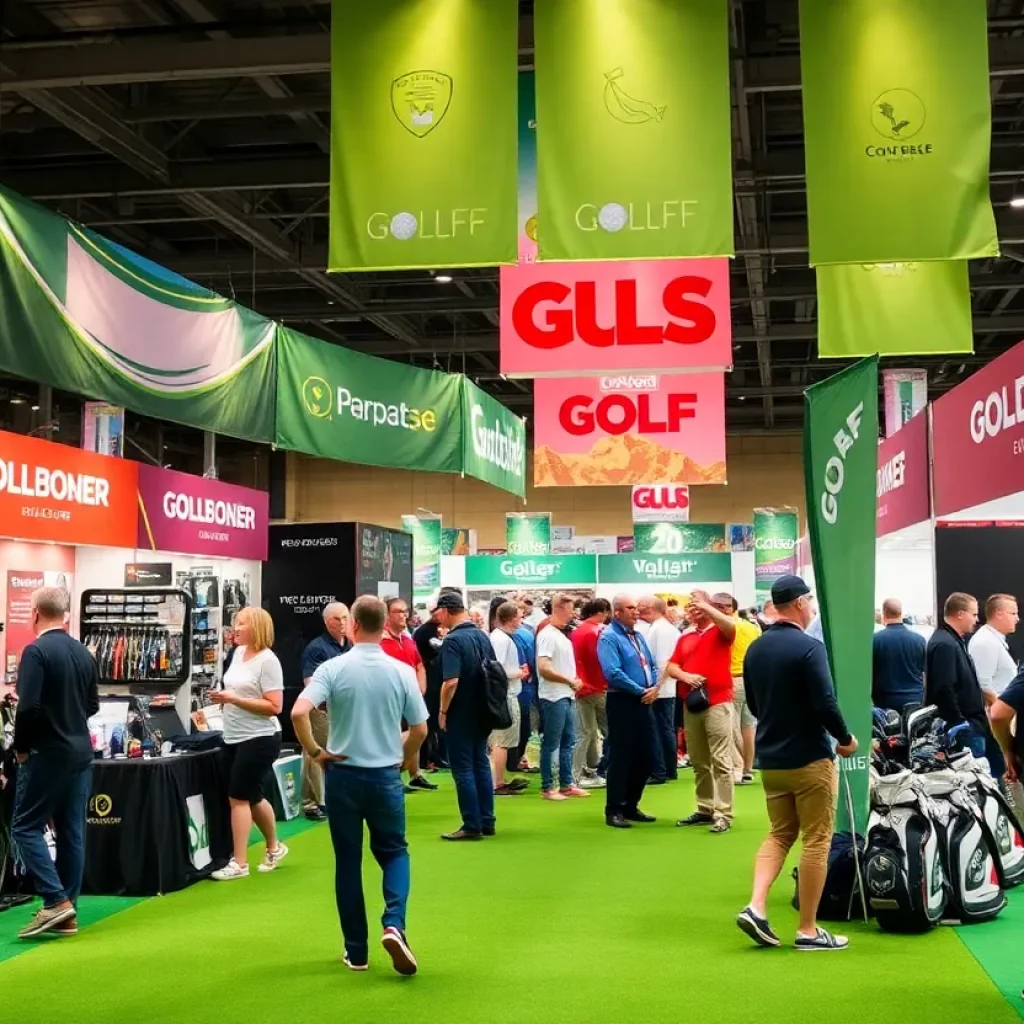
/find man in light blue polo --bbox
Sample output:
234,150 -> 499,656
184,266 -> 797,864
292,595 -> 428,977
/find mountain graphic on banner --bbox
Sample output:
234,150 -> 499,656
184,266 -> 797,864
534,434 -> 726,487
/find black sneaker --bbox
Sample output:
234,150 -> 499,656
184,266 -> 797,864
676,812 -> 714,827
304,805 -> 327,822
381,926 -> 418,976
736,907 -> 781,948
795,928 -> 849,952
408,775 -> 438,791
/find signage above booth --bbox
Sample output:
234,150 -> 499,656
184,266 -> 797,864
464,554 -> 597,588
876,412 -> 930,537
596,553 -> 731,586
632,485 -> 691,524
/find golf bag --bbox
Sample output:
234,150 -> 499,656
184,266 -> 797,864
864,772 -> 948,932
791,831 -> 867,921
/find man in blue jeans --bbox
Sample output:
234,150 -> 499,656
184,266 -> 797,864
11,587 -> 99,940
437,592 -> 498,840
293,595 -> 428,975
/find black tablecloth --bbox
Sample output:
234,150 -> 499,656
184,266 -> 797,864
84,749 -> 231,897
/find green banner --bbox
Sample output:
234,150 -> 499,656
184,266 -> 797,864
465,554 -> 596,588
506,514 -> 552,556
401,515 -> 442,601
800,0 -> 997,265
597,553 -> 731,586
440,528 -> 473,556
804,357 -> 879,834
329,0 -> 518,271
753,508 -> 799,600
0,186 -> 276,443
633,522 -> 728,555
816,261 -> 973,358
461,378 -> 526,499
534,0 -> 732,261
275,327 -> 462,472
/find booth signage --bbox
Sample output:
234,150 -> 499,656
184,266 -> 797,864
634,522 -> 727,555
401,515 -> 442,601
753,508 -> 799,600
932,338 -> 1024,517
883,368 -> 928,438
877,413 -> 930,536
136,465 -> 269,561
465,554 -> 597,588
500,259 -> 732,378
597,553 -> 731,586
124,563 -> 173,587
0,428 -> 138,547
632,485 -> 690,523
506,513 -> 552,556
461,378 -> 527,499
534,374 -> 726,488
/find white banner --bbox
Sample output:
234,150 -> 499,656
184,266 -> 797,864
186,794 -> 211,870
631,484 -> 690,524
882,369 -> 927,438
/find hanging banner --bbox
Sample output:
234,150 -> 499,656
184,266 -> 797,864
460,378 -> 526,499
440,528 -> 476,556
465,554 -> 596,588
0,187 -> 276,443
753,508 -> 799,600
882,368 -> 928,438
729,524 -> 755,552
533,0 -> 732,261
804,356 -> 880,834
633,522 -> 727,555
877,412 -> 930,537
816,262 -> 972,359
401,515 -> 442,602
631,484 -> 690,524
275,327 -> 462,473
932,339 -> 1024,517
506,513 -> 552,556
597,553 -> 731,586
501,257 -> 732,378
518,71 -> 538,264
800,0 -> 997,266
82,402 -> 124,458
534,373 -> 726,488
328,0 -> 518,272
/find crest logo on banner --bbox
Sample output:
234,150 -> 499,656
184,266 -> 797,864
391,70 -> 453,137
870,89 -> 926,142
302,376 -> 333,419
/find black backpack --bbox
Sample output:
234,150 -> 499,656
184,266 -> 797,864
792,831 -> 868,921
480,656 -> 513,731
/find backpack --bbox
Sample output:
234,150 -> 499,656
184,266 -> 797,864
479,656 -> 513,731
791,831 -> 868,921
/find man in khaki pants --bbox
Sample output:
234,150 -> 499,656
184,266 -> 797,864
736,575 -> 858,952
665,591 -> 737,834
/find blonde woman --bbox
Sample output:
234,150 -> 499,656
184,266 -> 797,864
210,607 -> 288,880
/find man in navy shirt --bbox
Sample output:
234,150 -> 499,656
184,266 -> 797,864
991,669 -> 1024,794
872,598 -> 926,712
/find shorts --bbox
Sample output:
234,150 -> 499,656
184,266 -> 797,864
732,677 -> 756,729
225,733 -> 281,804
489,695 -> 522,749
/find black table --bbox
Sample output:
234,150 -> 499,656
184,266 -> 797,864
84,749 -> 231,897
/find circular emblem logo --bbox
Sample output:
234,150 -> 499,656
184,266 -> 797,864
91,794 -> 113,817
870,89 -> 926,141
302,376 -> 332,418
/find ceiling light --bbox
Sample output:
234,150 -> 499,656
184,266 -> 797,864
738,395 -> 747,402
434,274 -> 453,284
1012,198 -> 1024,208
9,397 -> 24,405
30,404 -> 39,412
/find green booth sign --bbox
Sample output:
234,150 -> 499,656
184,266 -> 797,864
596,553 -> 732,585
465,555 -> 597,588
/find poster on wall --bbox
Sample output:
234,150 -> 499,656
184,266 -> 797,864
633,522 -> 727,555
358,524 -> 413,607
124,563 -> 173,587
4,569 -> 72,681
882,368 -> 928,438
401,515 -> 442,603
82,402 -> 125,457
753,508 -> 799,600
728,524 -> 755,552
440,528 -> 477,557
506,513 -> 552,555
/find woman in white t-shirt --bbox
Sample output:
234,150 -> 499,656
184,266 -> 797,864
209,607 -> 288,881
489,602 -> 530,795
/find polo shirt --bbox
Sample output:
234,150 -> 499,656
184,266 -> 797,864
381,630 -> 422,671
301,632 -> 349,681
872,622 -> 926,711
645,616 -> 681,698
669,625 -> 734,706
997,671 -> 1024,761
571,619 -> 607,698
730,616 -> 761,677
969,624 -> 1018,697
439,620 -> 495,724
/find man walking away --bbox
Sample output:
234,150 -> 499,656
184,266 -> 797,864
725,594 -> 761,785
872,598 -> 926,713
11,587 -> 99,939
489,602 -> 530,795
969,594 -> 1019,704
292,596 -> 427,975
571,598 -> 611,789
537,595 -> 589,801
598,595 -> 659,829
737,575 -> 857,952
991,671 -> 1024,821
437,593 -> 497,840
639,597 -> 682,785
300,602 -> 350,822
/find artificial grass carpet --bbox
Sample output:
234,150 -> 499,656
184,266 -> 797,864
1,780 -> 1020,1024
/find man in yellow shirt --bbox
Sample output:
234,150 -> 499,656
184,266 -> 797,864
719,595 -> 761,784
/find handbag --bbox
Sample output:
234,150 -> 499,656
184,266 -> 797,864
685,684 -> 710,714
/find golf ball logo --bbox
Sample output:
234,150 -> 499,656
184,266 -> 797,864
574,200 -> 698,234
366,208 -> 488,240
390,212 -> 418,240
598,203 -> 628,232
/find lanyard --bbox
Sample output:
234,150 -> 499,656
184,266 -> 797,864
626,631 -> 648,672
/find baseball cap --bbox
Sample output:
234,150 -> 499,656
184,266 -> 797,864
433,592 -> 466,613
770,574 -> 811,606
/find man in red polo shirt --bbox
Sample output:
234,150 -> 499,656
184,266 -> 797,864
665,591 -> 736,833
382,597 -> 437,792
571,597 -> 612,788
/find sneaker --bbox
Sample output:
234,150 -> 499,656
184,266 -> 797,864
211,858 -> 250,881
736,907 -> 781,948
343,955 -> 369,972
305,805 -> 327,822
676,812 -> 714,827
403,785 -> 417,794
579,775 -> 606,789
741,772 -> 755,784
18,904 -> 76,939
560,786 -> 590,798
677,756 -> 691,769
494,783 -> 523,796
505,778 -> 530,791
542,790 -> 568,801
710,819 -> 732,834
53,918 -> 79,937
795,927 -> 849,951
381,926 -> 418,976
408,774 -> 438,791
258,843 -> 289,873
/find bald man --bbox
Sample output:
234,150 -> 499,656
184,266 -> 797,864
871,597 -> 925,713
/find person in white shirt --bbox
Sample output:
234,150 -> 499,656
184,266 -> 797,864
489,602 -> 530,795
536,594 -> 589,801
969,593 -> 1020,703
638,596 -> 684,784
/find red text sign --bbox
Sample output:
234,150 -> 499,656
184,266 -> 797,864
876,412 -> 930,536
632,485 -> 691,523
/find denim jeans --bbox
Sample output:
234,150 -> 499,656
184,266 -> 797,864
650,697 -> 678,781
11,755 -> 92,908
540,698 -> 576,792
445,715 -> 495,834
325,764 -> 409,964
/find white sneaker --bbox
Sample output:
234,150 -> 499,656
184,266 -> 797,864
211,858 -> 250,881
580,775 -> 606,789
258,842 -> 290,873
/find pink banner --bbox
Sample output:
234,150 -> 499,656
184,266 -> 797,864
933,339 -> 1024,517
136,465 -> 269,561
500,258 -> 732,377
534,373 -> 726,487
876,412 -> 930,536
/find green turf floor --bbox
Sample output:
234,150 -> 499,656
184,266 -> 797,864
0,778 -> 1020,1024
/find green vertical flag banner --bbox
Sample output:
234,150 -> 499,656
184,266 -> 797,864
460,378 -> 527,499
816,261 -> 973,358
329,0 -> 518,271
753,508 -> 799,600
401,515 -> 443,602
534,0 -> 733,261
800,0 -> 997,265
804,356 -> 879,835
506,514 -> 552,556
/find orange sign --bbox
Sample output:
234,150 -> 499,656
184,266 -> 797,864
0,429 -> 138,547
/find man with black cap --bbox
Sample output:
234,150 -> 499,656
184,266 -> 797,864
736,574 -> 858,952
436,591 -> 498,841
